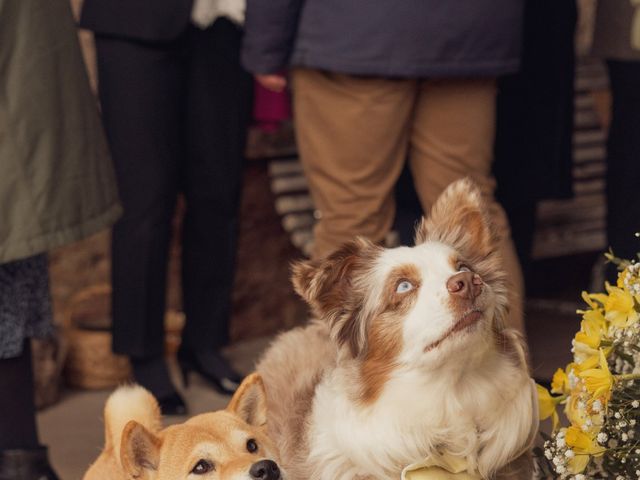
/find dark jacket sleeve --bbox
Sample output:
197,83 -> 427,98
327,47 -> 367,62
241,0 -> 304,74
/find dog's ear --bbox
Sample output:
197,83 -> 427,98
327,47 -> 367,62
227,373 -> 267,427
120,420 -> 161,478
291,238 -> 381,357
415,178 -> 496,259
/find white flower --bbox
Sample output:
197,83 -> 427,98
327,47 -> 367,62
593,400 -> 603,412
633,400 -> 639,408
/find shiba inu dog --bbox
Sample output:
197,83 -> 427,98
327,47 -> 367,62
257,179 -> 536,479
83,373 -> 283,480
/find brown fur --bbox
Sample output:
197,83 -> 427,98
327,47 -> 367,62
292,238 -> 383,357
83,374 -> 282,480
258,179 -> 533,479
256,323 -> 336,480
359,264 -> 421,404
416,178 -> 509,331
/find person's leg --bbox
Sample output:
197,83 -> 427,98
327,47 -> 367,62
0,342 -> 59,480
0,255 -> 58,479
0,341 -> 38,450
95,36 -> 185,405
179,20 -> 252,393
408,78 -> 525,334
292,69 -> 417,259
606,60 -> 640,274
96,36 -> 183,360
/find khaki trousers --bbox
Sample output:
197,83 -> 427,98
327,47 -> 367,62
292,69 -> 524,333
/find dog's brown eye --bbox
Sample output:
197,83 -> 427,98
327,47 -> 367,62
457,263 -> 472,273
246,438 -> 258,453
191,459 -> 214,475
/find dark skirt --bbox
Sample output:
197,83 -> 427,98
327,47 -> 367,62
0,254 -> 53,359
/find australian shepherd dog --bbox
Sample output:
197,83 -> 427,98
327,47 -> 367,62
256,179 -> 537,479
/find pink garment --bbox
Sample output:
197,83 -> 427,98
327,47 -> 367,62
252,80 -> 291,132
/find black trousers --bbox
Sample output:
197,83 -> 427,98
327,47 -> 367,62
606,61 -> 640,264
95,19 -> 252,358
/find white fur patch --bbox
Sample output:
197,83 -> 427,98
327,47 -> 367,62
191,0 -> 245,27
104,385 -> 160,462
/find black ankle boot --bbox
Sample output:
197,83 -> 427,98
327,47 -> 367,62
0,446 -> 60,480
177,348 -> 243,395
130,356 -> 187,416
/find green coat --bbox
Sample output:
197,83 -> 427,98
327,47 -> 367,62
0,0 -> 121,263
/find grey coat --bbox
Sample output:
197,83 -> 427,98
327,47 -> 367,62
0,0 -> 121,264
242,0 -> 525,78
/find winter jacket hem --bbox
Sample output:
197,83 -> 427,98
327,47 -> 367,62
245,53 -> 520,78
0,202 -> 122,264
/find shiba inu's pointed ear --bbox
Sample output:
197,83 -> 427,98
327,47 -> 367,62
415,178 -> 496,259
120,420 -> 161,478
227,373 -> 267,427
291,238 -> 381,357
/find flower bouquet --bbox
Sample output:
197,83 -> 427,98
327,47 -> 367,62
537,251 -> 640,479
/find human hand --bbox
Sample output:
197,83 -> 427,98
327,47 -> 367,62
256,74 -> 287,93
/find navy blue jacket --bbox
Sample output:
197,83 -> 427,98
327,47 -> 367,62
242,0 -> 525,78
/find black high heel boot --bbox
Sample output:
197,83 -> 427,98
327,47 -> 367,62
177,348 -> 243,395
130,356 -> 187,416
0,446 -> 60,480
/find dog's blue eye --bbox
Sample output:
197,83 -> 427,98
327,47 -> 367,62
396,281 -> 414,294
191,459 -> 214,475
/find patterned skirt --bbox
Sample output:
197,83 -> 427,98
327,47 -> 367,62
0,254 -> 54,359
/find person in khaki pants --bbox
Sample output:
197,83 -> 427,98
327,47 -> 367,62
242,1 -> 525,332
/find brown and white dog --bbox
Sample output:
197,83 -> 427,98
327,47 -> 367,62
83,373 -> 284,480
257,179 -> 536,479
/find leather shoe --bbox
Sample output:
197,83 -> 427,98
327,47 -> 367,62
177,348 -> 242,395
156,391 -> 188,416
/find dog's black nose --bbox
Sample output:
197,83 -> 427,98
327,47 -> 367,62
249,459 -> 281,480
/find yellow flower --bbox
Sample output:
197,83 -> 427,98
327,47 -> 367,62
565,426 -> 605,456
551,368 -> 569,395
617,266 -> 640,302
572,342 -> 602,371
579,350 -> 613,401
582,291 -> 608,309
565,393 -> 583,429
537,384 -> 560,431
564,426 -> 605,473
603,283 -> 639,327
568,453 -> 591,474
